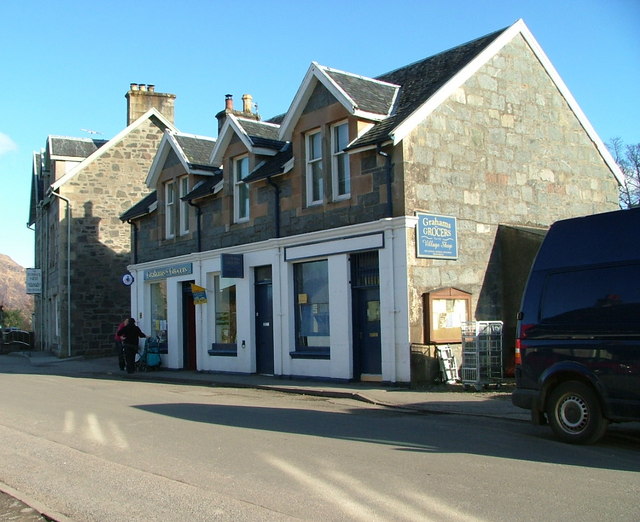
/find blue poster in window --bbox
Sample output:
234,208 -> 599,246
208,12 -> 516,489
416,213 -> 458,259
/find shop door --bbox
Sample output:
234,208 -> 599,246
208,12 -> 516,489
351,252 -> 381,379
182,281 -> 197,370
255,266 -> 274,375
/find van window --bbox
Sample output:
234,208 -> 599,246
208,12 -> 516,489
540,263 -> 640,332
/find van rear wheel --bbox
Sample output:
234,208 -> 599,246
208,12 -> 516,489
546,381 -> 607,444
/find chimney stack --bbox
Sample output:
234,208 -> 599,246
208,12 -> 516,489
125,83 -> 176,126
215,93 -> 260,134
242,94 -> 253,114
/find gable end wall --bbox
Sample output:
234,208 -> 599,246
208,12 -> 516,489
403,34 -> 619,348
57,118 -> 165,355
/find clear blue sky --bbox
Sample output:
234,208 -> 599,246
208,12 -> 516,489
1,0 -> 638,269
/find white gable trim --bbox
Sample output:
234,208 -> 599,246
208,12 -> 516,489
51,108 -> 176,190
279,63 -> 395,141
389,19 -> 623,184
147,131 -> 218,186
278,64 -> 320,142
146,131 -> 182,186
209,114 -> 278,166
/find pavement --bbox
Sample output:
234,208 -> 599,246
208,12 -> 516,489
0,349 -> 528,521
3,349 -> 529,421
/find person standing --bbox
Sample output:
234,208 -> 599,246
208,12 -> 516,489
117,318 -> 147,374
114,317 -> 129,371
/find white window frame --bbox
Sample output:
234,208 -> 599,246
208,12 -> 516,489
179,175 -> 190,235
331,121 -> 350,200
305,129 -> 323,206
234,155 -> 250,223
165,180 -> 176,239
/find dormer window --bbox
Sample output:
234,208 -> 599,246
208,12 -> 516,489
305,129 -> 323,205
234,155 -> 249,222
331,121 -> 350,200
165,180 -> 176,239
179,176 -> 190,235
165,175 -> 189,239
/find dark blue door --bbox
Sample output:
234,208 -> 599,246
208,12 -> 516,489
255,266 -> 274,375
351,252 -> 381,380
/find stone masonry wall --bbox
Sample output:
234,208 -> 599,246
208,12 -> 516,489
403,34 -> 619,348
60,117 -> 165,356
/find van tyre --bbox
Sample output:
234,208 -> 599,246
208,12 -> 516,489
546,381 -> 608,444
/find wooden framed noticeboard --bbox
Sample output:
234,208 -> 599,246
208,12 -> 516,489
424,288 -> 471,343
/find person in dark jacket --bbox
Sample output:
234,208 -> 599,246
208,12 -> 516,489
117,318 -> 147,374
114,317 -> 129,371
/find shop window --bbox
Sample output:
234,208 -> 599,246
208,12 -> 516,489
293,260 -> 330,358
150,281 -> 168,353
424,288 -> 471,344
209,275 -> 237,355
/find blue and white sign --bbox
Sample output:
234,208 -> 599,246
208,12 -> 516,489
416,213 -> 458,259
144,262 -> 193,281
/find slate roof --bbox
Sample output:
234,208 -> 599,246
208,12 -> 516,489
323,68 -> 397,116
348,26 -> 508,150
181,171 -> 224,201
236,118 -> 284,151
244,143 -> 293,183
120,191 -> 157,221
174,134 -> 217,170
47,136 -> 108,158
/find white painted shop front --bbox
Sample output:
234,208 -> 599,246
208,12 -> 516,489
127,217 -> 413,383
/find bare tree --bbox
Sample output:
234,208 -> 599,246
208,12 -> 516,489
609,137 -> 640,208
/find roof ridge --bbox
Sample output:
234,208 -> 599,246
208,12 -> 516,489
375,25 -> 509,80
173,131 -> 216,141
320,64 -> 400,88
48,135 -> 109,142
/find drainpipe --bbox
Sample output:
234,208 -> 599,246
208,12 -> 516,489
127,220 -> 138,264
26,217 -> 42,351
187,200 -> 202,251
377,145 -> 393,218
266,176 -> 281,238
49,190 -> 72,358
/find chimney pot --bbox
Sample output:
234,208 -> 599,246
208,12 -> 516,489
225,94 -> 233,111
148,84 -> 155,92
140,84 -> 147,92
130,83 -> 139,91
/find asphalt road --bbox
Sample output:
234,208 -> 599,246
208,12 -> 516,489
1,371 -> 639,521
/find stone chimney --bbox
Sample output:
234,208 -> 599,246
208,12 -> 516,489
242,94 -> 253,113
215,93 -> 260,134
126,83 -> 176,126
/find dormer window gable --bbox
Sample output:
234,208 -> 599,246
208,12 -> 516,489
147,130 -> 216,188
210,114 -> 283,166
279,62 -> 399,142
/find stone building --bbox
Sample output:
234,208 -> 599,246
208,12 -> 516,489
121,20 -> 621,383
28,85 -> 176,357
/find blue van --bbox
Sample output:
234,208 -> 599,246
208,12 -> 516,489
512,208 -> 640,444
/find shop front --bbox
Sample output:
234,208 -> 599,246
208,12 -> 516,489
126,218 -> 413,383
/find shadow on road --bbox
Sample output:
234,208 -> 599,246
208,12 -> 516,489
134,402 -> 640,472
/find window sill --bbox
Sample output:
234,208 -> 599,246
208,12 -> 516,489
208,350 -> 238,357
289,351 -> 330,360
209,343 -> 237,357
